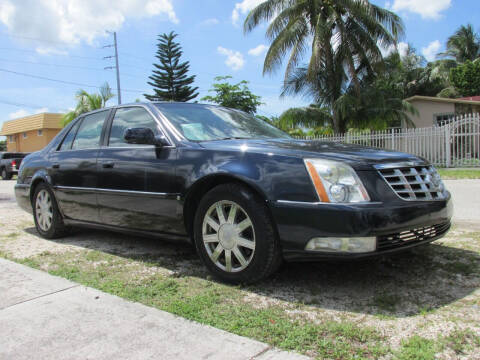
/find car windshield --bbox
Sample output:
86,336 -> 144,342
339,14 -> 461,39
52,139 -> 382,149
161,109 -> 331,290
155,103 -> 290,141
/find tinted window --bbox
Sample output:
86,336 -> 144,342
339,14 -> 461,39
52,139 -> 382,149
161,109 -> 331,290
71,111 -> 108,150
1,153 -> 26,159
59,120 -> 81,151
108,107 -> 158,147
155,103 -> 289,141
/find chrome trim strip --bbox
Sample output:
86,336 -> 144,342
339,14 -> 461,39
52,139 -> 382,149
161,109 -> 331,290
54,186 -> 179,198
275,200 -> 382,206
374,161 -> 428,170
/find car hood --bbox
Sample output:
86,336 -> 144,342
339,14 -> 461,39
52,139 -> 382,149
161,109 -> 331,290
198,138 -> 425,170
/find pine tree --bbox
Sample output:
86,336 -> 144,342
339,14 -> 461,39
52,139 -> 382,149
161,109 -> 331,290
144,31 -> 199,102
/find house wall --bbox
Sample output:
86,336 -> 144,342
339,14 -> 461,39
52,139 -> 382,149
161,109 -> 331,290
407,100 -> 455,128
6,128 -> 60,152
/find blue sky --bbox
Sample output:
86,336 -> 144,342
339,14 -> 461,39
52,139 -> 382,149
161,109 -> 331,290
0,0 -> 479,139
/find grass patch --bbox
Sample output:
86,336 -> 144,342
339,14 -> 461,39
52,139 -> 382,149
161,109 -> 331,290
396,336 -> 438,360
437,168 -> 480,179
440,329 -> 480,355
6,249 -> 388,359
396,329 -> 480,359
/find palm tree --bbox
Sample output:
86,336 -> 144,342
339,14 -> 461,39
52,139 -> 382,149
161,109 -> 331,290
244,0 -> 404,132
439,24 -> 480,63
278,104 -> 332,131
62,83 -> 114,126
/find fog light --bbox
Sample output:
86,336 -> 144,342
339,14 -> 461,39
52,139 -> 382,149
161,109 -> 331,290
305,237 -> 376,253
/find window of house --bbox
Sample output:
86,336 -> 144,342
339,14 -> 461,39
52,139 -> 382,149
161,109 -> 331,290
434,113 -> 455,126
23,132 -> 27,139
71,110 -> 109,150
108,107 -> 158,147
8,135 -> 14,142
37,129 -> 43,136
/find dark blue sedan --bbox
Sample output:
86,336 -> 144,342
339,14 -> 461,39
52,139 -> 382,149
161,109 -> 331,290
15,103 -> 453,283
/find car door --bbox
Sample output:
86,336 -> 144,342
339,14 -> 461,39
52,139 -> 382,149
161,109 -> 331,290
48,110 -> 110,222
96,106 -> 183,234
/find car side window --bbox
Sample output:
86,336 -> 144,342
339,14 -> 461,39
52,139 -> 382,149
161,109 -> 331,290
108,107 -> 158,147
59,120 -> 81,151
71,111 -> 109,150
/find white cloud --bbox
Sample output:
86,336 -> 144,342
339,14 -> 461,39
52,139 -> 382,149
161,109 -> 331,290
390,0 -> 451,19
200,18 -> 219,26
232,0 -> 265,25
422,40 -> 441,61
0,0 -> 178,53
397,42 -> 409,57
8,107 -> 49,119
248,44 -> 267,57
381,41 -> 409,57
8,109 -> 30,119
217,46 -> 245,71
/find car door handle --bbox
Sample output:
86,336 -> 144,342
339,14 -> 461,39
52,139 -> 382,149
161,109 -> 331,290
102,162 -> 114,168
52,163 -> 60,169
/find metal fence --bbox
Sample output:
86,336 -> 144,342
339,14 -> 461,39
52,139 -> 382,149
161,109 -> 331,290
299,113 -> 480,168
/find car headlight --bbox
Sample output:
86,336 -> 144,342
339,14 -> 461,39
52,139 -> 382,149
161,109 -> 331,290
304,159 -> 370,203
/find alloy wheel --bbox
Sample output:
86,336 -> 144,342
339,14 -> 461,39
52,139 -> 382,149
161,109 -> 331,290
202,200 -> 256,272
36,189 -> 53,232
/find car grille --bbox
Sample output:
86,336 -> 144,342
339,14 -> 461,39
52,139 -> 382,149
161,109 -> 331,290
377,165 -> 447,201
377,222 -> 451,251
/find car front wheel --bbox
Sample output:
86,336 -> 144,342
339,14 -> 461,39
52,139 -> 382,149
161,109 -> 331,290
33,183 -> 68,239
194,183 -> 282,284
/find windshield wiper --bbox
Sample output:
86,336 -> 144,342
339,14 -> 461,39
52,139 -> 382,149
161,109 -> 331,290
215,136 -> 251,140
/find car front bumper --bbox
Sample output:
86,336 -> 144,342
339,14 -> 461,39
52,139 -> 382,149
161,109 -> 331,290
269,193 -> 453,261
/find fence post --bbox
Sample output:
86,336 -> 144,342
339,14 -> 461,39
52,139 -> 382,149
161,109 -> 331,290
445,123 -> 451,168
391,128 -> 395,150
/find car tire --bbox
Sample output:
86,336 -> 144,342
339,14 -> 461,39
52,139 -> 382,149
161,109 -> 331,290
1,168 -> 12,180
194,183 -> 282,284
32,182 -> 69,239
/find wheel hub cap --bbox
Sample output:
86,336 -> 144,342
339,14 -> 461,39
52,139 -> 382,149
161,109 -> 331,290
218,224 -> 236,250
202,200 -> 256,273
35,190 -> 53,232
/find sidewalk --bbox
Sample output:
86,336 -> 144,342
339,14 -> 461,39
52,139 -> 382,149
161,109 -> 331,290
0,258 -> 309,360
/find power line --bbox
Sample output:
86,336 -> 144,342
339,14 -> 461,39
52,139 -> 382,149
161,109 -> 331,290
0,58 -> 105,72
0,47 -> 102,61
0,98 -> 68,112
0,68 -> 147,94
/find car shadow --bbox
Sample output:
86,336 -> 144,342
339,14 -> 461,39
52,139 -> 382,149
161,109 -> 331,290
24,226 -> 479,318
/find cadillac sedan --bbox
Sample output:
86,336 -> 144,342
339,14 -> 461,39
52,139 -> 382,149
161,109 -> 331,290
15,103 -> 453,283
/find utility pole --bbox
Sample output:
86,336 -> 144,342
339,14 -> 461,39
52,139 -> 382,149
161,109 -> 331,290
103,31 -> 122,104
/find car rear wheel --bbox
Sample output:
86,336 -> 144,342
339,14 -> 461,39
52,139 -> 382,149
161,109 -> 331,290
1,168 -> 12,180
33,183 -> 68,239
194,183 -> 282,284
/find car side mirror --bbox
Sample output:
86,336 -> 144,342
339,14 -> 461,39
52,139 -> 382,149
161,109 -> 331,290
123,128 -> 170,147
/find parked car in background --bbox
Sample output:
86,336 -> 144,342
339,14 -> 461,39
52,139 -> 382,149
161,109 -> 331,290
1,152 -> 29,180
14,103 -> 453,283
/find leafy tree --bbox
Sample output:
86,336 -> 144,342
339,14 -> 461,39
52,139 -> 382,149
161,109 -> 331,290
62,83 -> 114,126
439,24 -> 480,63
201,76 -> 262,114
244,0 -> 404,133
450,60 -> 480,97
144,31 -> 198,102
0,139 -> 6,151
